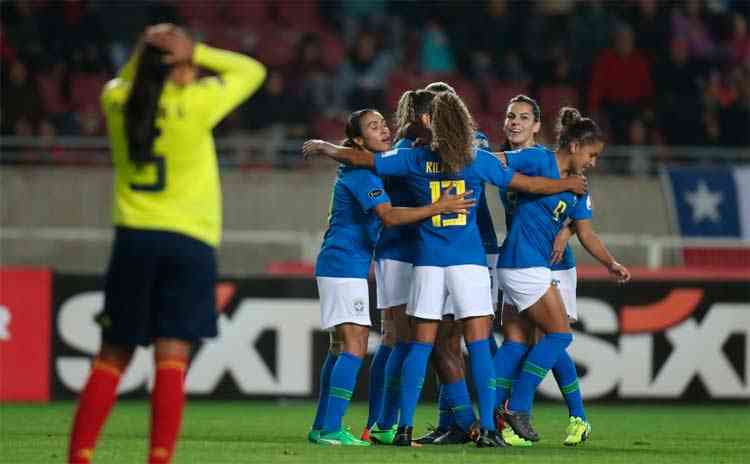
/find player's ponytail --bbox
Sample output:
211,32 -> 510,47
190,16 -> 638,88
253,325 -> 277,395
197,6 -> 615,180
555,106 -> 604,151
395,89 -> 436,143
125,44 -> 170,165
430,92 -> 473,174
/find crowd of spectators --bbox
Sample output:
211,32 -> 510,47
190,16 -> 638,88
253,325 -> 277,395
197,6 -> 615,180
2,0 -> 749,151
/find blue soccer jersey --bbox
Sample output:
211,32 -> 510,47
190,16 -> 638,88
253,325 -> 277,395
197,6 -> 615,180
374,147 -> 515,267
498,145 -> 577,270
474,130 -> 499,256
374,138 -> 417,263
497,146 -> 592,269
315,166 -> 391,278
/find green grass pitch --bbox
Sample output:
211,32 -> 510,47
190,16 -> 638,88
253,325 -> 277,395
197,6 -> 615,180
2,400 -> 748,463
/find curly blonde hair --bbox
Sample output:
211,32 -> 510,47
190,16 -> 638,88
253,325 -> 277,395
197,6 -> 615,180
430,92 -> 474,173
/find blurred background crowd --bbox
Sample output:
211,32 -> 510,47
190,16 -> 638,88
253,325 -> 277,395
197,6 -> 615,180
2,0 -> 749,152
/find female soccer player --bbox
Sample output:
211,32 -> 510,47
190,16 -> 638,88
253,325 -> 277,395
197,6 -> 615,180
309,108 -> 475,447
496,107 -> 631,444
68,24 -> 267,464
303,90 -> 587,448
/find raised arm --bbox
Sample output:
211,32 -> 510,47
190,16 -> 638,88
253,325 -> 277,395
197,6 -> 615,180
302,140 -> 375,168
574,219 -> 630,283
374,190 -> 475,228
508,173 -> 588,195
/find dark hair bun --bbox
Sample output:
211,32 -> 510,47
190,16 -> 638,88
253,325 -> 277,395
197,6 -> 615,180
559,107 -> 582,128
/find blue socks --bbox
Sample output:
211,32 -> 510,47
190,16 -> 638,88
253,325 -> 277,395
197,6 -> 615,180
322,351 -> 363,433
441,379 -> 476,431
487,334 -> 498,357
553,350 -> 586,419
508,332 -> 573,413
398,341 -> 433,428
378,342 -> 409,428
437,384 -> 453,430
466,338 -> 497,430
493,340 -> 528,409
312,352 -> 337,430
366,344 -> 392,428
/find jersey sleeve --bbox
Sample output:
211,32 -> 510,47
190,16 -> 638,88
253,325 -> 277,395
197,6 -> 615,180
374,148 -> 414,177
344,170 -> 391,213
571,193 -> 593,221
101,48 -> 140,107
188,43 -> 267,128
505,147 -> 545,175
475,150 -> 516,189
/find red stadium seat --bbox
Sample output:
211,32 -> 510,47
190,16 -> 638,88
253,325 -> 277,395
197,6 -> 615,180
312,116 -> 346,141
255,26 -> 298,67
538,84 -> 579,124
275,0 -> 324,33
69,72 -> 107,112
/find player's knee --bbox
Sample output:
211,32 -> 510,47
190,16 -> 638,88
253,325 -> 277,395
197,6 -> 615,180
98,342 -> 135,371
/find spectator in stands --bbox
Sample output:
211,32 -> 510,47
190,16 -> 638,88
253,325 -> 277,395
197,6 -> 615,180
588,22 -> 654,143
242,68 -> 309,138
623,0 -> 672,63
725,12 -> 750,67
717,68 -> 750,145
671,0 -> 717,61
333,30 -> 394,112
1,60 -> 42,135
652,38 -> 706,145
418,20 -> 456,75
566,0 -> 616,82
288,33 -> 338,118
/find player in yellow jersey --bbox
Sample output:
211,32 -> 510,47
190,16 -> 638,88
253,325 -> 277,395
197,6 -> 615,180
68,24 -> 266,464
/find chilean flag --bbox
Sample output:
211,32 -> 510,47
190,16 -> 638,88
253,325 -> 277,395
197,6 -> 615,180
662,166 -> 750,267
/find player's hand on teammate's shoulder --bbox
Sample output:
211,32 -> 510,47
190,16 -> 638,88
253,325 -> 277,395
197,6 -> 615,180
565,175 -> 588,195
608,261 -> 631,284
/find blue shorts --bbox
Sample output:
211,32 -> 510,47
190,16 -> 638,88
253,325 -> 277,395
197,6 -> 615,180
100,227 -> 218,347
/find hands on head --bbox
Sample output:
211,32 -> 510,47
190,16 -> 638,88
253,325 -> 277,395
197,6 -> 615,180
143,23 -> 195,64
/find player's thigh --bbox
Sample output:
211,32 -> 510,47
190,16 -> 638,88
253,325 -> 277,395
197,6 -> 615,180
552,267 -> 578,322
407,266 -> 448,321
317,276 -> 372,331
445,264 -> 493,320
100,227 -> 161,347
500,303 -> 532,344
524,285 -> 570,334
375,259 -> 413,309
153,231 -> 219,343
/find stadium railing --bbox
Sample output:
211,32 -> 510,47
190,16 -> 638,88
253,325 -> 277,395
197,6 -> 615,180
2,136 -> 749,175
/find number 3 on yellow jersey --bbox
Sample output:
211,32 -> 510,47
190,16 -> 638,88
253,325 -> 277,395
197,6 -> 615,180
429,180 -> 466,227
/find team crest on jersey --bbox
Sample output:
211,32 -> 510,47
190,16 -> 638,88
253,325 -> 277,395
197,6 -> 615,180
368,189 -> 384,199
353,299 -> 365,313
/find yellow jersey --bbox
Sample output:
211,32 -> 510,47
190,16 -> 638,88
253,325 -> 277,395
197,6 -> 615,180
101,43 -> 266,247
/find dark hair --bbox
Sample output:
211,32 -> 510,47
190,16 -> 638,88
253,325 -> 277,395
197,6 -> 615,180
555,106 -> 605,150
394,89 -> 436,141
430,92 -> 474,173
424,81 -> 456,94
342,109 -> 378,148
508,94 -> 541,122
125,44 -> 170,165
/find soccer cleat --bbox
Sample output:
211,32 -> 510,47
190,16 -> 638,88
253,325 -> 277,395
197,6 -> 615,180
413,426 -> 449,445
563,416 -> 591,446
317,428 -> 371,446
494,407 -> 505,432
501,425 -> 533,447
432,427 -> 474,445
369,424 -> 398,445
504,410 -> 540,442
307,429 -> 321,443
393,426 -> 420,447
360,426 -> 370,442
474,428 -> 507,448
